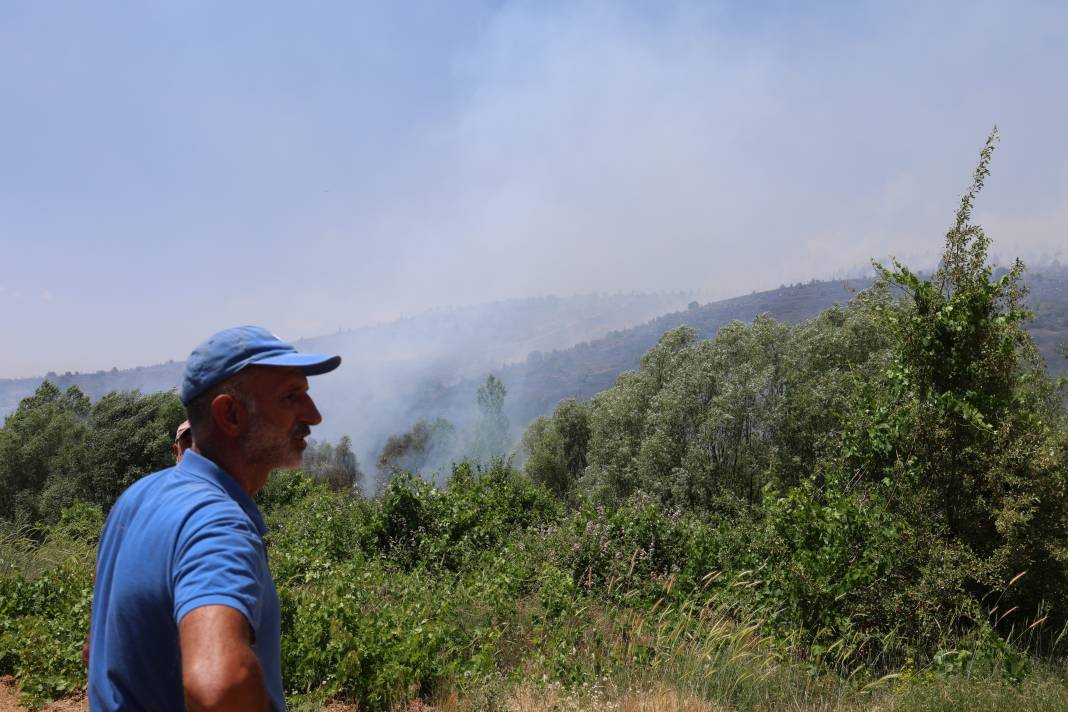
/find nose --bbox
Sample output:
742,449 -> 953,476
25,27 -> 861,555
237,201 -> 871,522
302,394 -> 323,426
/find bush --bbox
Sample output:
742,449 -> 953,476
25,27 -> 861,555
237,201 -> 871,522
0,564 -> 92,707
553,495 -> 689,604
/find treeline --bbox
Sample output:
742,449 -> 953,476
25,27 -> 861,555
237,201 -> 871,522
0,385 -> 183,523
0,370 -> 514,522
0,384 -> 373,525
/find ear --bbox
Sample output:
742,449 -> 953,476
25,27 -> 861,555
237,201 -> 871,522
210,394 -> 245,438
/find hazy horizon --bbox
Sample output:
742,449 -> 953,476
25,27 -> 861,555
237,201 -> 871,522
0,288 -> 700,380
3,1 -> 1066,378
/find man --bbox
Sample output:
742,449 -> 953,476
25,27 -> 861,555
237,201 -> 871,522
173,420 -> 193,463
87,326 -> 340,711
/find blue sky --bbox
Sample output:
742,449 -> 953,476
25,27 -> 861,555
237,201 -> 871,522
1,1 -> 1066,378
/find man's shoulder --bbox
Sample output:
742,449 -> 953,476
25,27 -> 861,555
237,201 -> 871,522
107,467 -> 174,513
111,466 -> 248,526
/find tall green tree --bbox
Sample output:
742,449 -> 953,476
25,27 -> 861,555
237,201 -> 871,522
851,128 -> 1068,623
0,382 -> 90,522
466,374 -> 510,465
577,305 -> 890,510
0,383 -> 182,522
63,390 -> 184,517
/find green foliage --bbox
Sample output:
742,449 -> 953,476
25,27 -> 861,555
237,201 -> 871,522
263,461 -> 559,707
552,496 -> 689,605
256,468 -> 330,515
74,389 -> 185,514
0,382 -> 183,524
279,560 -> 495,708
363,461 -> 560,573
2,456 -> 1068,709
520,398 -> 590,499
856,129 -> 1068,635
580,300 -> 891,510
0,563 -> 92,707
715,477 -> 908,660
47,500 -> 105,546
0,382 -> 90,522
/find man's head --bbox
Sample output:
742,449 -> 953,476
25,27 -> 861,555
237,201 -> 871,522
173,420 -> 193,463
180,326 -> 341,491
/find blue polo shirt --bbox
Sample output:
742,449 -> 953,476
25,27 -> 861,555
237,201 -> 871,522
88,450 -> 284,711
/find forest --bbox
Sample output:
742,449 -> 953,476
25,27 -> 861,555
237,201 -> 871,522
3,136 -> 1068,710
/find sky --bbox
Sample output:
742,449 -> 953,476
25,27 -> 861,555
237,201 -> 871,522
1,0 -> 1066,378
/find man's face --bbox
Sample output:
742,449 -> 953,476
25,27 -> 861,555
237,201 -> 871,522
239,366 -> 322,471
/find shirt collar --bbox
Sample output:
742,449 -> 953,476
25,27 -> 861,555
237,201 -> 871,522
176,450 -> 268,537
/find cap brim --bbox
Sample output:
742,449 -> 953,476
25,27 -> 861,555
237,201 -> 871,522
253,352 -> 342,376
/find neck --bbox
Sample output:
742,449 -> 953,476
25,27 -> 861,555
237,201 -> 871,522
192,443 -> 270,497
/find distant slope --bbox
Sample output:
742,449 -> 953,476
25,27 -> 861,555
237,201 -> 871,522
0,361 -> 185,423
415,278 -> 873,428
505,278 -> 876,424
416,269 -> 1068,431
3,271 -> 1064,464
1028,268 -> 1068,380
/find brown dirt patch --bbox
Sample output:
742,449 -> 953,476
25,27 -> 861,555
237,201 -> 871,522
40,692 -> 87,712
0,677 -> 22,712
0,678 -> 87,712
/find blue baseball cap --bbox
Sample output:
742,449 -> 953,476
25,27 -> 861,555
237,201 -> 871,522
180,325 -> 341,405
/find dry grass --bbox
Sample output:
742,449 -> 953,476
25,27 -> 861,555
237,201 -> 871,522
355,682 -> 729,712
503,683 -> 727,712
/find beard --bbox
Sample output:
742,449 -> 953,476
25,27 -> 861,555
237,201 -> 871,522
242,418 -> 311,471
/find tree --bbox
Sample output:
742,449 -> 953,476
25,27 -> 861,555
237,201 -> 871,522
376,418 -> 456,492
520,398 -> 589,499
0,382 -> 89,522
466,374 -> 510,465
69,390 -> 184,516
303,435 -> 364,494
576,306 -> 890,510
853,128 -> 1068,627
0,383 -> 183,522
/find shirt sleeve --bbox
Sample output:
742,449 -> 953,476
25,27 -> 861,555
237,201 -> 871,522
172,501 -> 265,631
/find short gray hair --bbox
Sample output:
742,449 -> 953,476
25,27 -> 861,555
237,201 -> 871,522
184,370 -> 256,441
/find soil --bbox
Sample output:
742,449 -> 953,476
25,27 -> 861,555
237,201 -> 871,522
0,678 -> 18,712
0,677 -> 87,712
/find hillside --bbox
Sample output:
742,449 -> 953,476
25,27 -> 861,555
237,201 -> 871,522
503,278 -> 878,425
4,269 -> 1064,465
419,268 -> 1068,431
1028,267 -> 1068,377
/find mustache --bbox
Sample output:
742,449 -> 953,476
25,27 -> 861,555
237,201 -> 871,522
291,423 -> 312,439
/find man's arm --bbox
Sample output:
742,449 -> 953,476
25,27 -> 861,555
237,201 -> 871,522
179,604 -> 269,712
